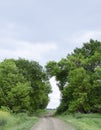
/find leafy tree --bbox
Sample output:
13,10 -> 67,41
89,66 -> 101,112
0,60 -> 30,112
46,39 -> 101,113
0,59 -> 51,113
46,59 -> 69,91
14,58 -> 51,111
7,82 -> 31,112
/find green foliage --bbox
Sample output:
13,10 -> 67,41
58,113 -> 101,130
14,58 -> 51,112
0,110 -> 9,127
0,106 -> 11,113
0,60 -> 27,112
7,82 -> 31,113
0,58 -> 51,113
46,39 -> 101,113
0,111 -> 38,130
46,59 -> 69,91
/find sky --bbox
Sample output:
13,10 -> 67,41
0,0 -> 101,108
47,77 -> 60,109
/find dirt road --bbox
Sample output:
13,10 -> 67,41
30,117 -> 75,130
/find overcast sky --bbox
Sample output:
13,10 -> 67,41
0,0 -> 101,108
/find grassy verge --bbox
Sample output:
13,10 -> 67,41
0,110 -> 38,130
58,113 -> 101,130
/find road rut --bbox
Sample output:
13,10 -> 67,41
30,117 -> 75,130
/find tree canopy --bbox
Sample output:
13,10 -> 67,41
46,39 -> 101,113
0,59 -> 51,113
0,39 -> 101,114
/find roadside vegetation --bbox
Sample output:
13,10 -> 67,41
58,113 -> 101,130
0,110 -> 38,130
46,39 -> 101,129
0,39 -> 101,129
0,59 -> 51,129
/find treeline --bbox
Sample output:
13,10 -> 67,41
46,39 -> 101,113
0,39 -> 101,114
0,59 -> 51,113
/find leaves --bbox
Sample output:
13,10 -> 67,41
46,39 -> 101,113
0,59 -> 51,113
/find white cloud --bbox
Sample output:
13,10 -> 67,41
0,38 -> 58,64
64,30 -> 101,54
74,31 -> 101,43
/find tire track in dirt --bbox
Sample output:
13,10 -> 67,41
30,117 -> 75,130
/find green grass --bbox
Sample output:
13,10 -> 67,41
0,111 -> 38,130
58,113 -> 101,130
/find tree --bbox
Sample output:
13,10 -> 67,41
7,82 -> 31,113
46,39 -> 101,113
14,58 -> 51,111
46,59 -> 69,91
0,59 -> 30,112
0,59 -> 51,113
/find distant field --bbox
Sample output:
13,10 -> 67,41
58,113 -> 101,130
0,110 -> 38,130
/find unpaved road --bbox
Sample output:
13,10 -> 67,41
30,117 -> 75,130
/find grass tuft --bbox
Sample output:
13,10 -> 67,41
0,111 -> 38,130
0,111 -> 10,128
58,113 -> 101,130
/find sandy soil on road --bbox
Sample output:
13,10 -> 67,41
30,117 -> 75,130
